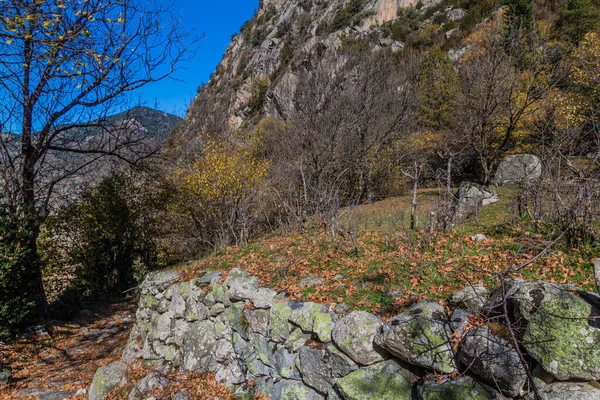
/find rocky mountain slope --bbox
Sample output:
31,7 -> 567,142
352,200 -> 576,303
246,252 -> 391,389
179,0 -> 473,137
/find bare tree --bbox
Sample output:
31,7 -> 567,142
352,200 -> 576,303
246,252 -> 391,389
0,0 -> 197,309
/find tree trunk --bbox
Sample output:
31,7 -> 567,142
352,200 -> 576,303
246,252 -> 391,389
410,162 -> 419,230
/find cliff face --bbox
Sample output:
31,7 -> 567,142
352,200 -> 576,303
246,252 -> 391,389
179,0 -> 453,137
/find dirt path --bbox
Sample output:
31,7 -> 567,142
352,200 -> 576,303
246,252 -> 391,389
0,301 -> 136,400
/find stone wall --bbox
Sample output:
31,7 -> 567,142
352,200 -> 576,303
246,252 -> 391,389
90,268 -> 600,399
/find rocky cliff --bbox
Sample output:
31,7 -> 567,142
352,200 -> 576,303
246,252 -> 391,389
178,0 -> 472,138
90,268 -> 600,399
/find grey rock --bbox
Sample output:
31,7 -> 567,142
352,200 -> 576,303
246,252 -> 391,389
452,182 -> 499,222
528,382 -> 600,400
459,326 -> 527,397
142,270 -> 180,293
88,361 -> 128,400
181,320 -> 219,372
332,311 -> 386,366
449,284 -> 487,312
272,346 -> 301,380
168,284 -> 186,318
312,312 -> 334,342
493,154 -> 542,186
273,379 -> 325,400
253,287 -> 278,309
284,328 -> 312,352
185,298 -> 209,322
155,310 -> 174,341
215,359 -> 246,386
299,276 -> 325,288
0,371 -> 11,385
471,234 -> 487,243
448,310 -> 471,337
298,346 -> 334,394
270,301 -> 295,342
128,372 -> 169,400
224,268 -> 260,301
327,345 -> 358,378
209,303 -> 226,316
334,304 -> 351,315
375,301 -> 457,374
197,271 -> 223,284
335,360 -> 417,400
289,302 -> 327,332
121,325 -> 143,364
172,391 -> 191,400
244,308 -> 270,336
418,376 -> 503,400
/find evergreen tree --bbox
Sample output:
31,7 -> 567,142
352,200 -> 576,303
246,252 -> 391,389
557,0 -> 600,44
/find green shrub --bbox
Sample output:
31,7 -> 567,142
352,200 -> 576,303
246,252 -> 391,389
0,208 -> 41,341
41,171 -> 164,298
248,78 -> 271,116
330,0 -> 368,32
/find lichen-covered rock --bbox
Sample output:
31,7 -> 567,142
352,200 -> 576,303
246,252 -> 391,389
181,320 -> 219,371
244,308 -> 270,336
121,325 -> 143,364
493,154 -> 542,186
272,346 -> 301,380
155,310 -> 174,341
273,379 -> 325,400
417,376 -> 502,400
313,312 -> 334,342
289,302 -> 325,332
197,271 -> 223,285
335,360 -> 416,400
88,361 -> 128,400
298,347 -> 334,394
141,270 -> 180,293
252,287 -> 277,309
224,268 -> 260,301
332,311 -> 386,366
375,301 -> 457,374
215,359 -> 246,387
452,182 -> 499,222
327,345 -> 358,378
271,301 -> 294,342
289,302 -> 327,333
594,258 -> 600,295
527,382 -> 600,400
299,276 -> 325,288
459,326 -> 526,397
128,372 -> 169,400
498,281 -> 600,380
449,285 -> 487,312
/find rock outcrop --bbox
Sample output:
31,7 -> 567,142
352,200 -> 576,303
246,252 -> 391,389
493,154 -> 542,186
90,270 -> 600,399
452,182 -> 499,222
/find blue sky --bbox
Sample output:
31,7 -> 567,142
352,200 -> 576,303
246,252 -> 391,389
139,0 -> 259,116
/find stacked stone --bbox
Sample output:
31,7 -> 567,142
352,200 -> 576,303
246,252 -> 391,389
90,270 -> 600,400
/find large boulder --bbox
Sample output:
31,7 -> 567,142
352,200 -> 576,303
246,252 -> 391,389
88,361 -> 128,400
418,376 -> 503,400
375,301 -> 457,374
452,182 -> 499,222
332,311 -> 386,366
335,360 -> 417,400
459,326 -> 526,397
528,382 -> 600,400
493,154 -> 541,186
488,280 -> 600,381
272,379 -> 325,400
